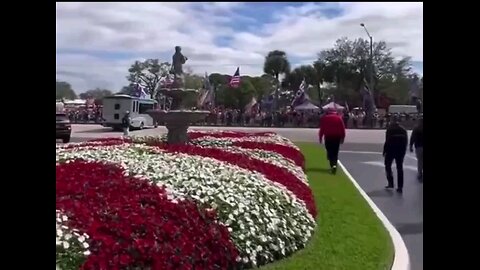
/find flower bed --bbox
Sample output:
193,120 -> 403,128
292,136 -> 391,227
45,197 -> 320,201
56,131 -> 316,269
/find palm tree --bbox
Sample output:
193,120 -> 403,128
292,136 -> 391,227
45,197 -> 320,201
263,50 -> 291,111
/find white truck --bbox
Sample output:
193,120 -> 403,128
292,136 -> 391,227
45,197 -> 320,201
102,95 -> 158,131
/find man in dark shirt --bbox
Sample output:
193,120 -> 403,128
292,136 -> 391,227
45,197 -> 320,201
410,118 -> 424,182
383,114 -> 408,193
121,111 -> 131,136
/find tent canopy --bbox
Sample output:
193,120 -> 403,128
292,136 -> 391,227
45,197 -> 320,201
295,101 -> 320,111
322,102 -> 344,111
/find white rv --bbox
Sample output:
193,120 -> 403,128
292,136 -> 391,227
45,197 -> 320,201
102,95 -> 158,130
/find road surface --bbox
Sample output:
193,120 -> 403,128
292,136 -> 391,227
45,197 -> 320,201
65,124 -> 423,270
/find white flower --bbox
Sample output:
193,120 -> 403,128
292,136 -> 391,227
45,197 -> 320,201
56,134 -> 316,266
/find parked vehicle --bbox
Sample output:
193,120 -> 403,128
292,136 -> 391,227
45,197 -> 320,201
56,112 -> 71,143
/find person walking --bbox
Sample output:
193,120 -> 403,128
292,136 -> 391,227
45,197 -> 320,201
410,117 -> 423,182
383,114 -> 408,193
319,109 -> 346,174
122,111 -> 131,137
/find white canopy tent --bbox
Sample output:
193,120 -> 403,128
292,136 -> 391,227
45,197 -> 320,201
294,101 -> 320,111
322,102 -> 345,111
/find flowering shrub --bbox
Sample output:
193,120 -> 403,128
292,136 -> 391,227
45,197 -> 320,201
56,131 -> 316,269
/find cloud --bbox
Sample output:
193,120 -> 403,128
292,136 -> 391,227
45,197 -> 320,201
56,2 -> 423,93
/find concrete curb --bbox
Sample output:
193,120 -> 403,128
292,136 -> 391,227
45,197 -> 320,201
338,161 -> 410,270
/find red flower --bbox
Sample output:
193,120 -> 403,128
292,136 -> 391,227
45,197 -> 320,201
188,131 -> 275,140
232,141 -> 305,170
56,160 -> 239,269
157,145 -> 316,218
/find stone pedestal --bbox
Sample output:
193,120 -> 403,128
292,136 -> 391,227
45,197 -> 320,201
165,122 -> 189,144
147,88 -> 209,144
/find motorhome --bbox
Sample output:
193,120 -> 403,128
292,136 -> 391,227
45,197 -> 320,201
102,95 -> 158,130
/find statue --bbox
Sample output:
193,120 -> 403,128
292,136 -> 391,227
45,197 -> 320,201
171,46 -> 188,87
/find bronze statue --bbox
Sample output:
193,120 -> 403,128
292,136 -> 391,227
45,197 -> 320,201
171,46 -> 188,84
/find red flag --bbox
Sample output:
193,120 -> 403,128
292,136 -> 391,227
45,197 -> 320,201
229,67 -> 240,88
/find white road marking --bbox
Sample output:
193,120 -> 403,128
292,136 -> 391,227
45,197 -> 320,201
362,161 -> 418,172
340,150 -> 417,161
338,161 -> 411,270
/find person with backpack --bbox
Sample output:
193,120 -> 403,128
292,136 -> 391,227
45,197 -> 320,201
383,114 -> 408,193
319,108 -> 346,174
122,111 -> 131,136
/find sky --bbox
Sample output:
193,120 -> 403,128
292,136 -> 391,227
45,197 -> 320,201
56,2 -> 423,93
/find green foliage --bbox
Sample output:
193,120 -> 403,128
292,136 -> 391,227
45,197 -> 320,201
79,88 -> 113,100
263,50 -> 291,80
127,59 -> 170,99
184,73 -> 204,89
315,37 -> 419,107
56,81 -> 77,100
217,76 -> 256,110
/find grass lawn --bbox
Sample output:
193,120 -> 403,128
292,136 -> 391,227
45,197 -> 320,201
260,142 -> 394,270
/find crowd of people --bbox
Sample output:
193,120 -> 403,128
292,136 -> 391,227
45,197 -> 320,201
193,107 -> 420,130
65,107 -> 103,123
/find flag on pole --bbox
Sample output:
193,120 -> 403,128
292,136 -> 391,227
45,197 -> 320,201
133,83 -> 148,99
244,96 -> 258,112
198,72 -> 216,108
291,78 -> 307,107
229,67 -> 241,88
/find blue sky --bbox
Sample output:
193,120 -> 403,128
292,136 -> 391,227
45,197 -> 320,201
56,2 -> 423,93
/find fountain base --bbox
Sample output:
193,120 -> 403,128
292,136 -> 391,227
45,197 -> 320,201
147,109 -> 209,144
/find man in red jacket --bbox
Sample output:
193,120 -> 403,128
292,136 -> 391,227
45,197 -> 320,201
319,109 -> 346,174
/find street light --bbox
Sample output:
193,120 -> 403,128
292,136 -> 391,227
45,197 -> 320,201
360,23 -> 376,128
360,23 -> 374,95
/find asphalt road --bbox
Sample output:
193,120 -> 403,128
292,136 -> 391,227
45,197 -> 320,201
70,124 -> 411,144
340,148 -> 423,270
63,124 -> 423,269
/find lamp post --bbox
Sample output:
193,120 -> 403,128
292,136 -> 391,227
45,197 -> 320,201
360,23 -> 376,128
360,23 -> 374,96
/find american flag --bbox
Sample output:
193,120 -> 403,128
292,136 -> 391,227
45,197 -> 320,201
229,67 -> 241,88
291,78 -> 307,107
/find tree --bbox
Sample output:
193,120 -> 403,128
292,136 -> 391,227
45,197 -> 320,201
317,37 -> 413,107
56,81 -> 77,100
127,59 -> 171,99
118,85 -> 135,95
183,73 -> 204,89
250,75 -> 274,100
263,50 -> 291,110
217,77 -> 256,110
79,88 -> 113,100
